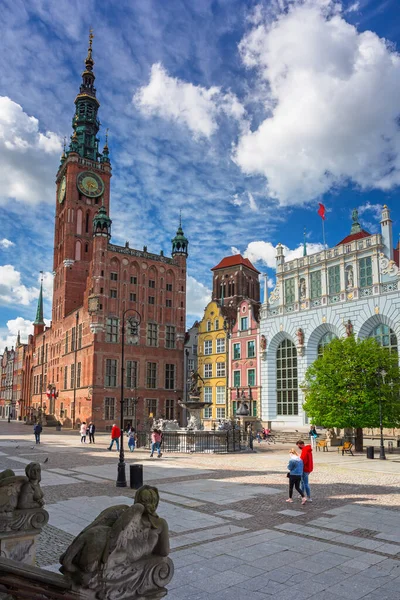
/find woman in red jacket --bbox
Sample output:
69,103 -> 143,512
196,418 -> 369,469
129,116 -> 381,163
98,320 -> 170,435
108,424 -> 121,451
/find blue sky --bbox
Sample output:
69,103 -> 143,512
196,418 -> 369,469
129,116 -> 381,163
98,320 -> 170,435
0,0 -> 400,350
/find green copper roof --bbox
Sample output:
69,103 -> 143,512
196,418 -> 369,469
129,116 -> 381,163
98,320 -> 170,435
93,204 -> 112,238
33,281 -> 45,326
171,216 -> 188,256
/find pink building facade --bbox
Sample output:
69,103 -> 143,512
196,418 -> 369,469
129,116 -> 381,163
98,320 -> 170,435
228,300 -> 261,420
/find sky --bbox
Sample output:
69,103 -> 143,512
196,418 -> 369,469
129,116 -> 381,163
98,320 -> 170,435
0,0 -> 400,352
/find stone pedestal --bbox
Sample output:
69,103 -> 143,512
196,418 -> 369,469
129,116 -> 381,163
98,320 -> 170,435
0,508 -> 49,565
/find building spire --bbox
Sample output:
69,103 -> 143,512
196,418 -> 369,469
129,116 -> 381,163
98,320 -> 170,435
303,228 -> 307,257
33,272 -> 45,326
171,216 -> 188,257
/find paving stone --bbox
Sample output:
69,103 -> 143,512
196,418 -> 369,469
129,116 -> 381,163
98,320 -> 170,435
278,509 -> 305,517
215,509 -> 253,520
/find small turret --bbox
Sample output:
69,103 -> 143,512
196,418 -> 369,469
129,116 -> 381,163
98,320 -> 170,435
100,128 -> 111,164
171,214 -> 188,257
381,204 -> 393,259
33,275 -> 45,336
93,203 -> 112,238
276,243 -> 284,268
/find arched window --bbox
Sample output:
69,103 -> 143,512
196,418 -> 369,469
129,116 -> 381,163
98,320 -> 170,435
75,241 -> 81,261
76,209 -> 83,235
370,324 -> 397,353
85,212 -> 90,233
276,339 -> 298,416
317,332 -> 337,357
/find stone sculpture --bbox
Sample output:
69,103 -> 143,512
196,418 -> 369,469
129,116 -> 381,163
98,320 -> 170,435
59,485 -> 173,599
0,463 -> 48,565
188,370 -> 205,397
346,319 -> 353,337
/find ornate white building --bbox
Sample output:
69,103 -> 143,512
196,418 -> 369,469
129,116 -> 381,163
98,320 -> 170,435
260,206 -> 400,427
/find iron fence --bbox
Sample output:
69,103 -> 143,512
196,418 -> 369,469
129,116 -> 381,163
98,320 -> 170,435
134,430 -> 251,453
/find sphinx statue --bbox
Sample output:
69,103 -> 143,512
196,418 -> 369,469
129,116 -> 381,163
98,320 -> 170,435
59,485 -> 173,599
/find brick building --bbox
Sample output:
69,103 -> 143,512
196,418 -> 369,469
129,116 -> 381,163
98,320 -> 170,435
23,34 -> 188,430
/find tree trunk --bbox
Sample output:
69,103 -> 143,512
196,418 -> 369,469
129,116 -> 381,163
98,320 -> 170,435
355,427 -> 363,452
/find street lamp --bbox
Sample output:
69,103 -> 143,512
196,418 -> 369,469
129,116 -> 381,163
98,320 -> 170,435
116,309 -> 141,488
378,368 -> 387,460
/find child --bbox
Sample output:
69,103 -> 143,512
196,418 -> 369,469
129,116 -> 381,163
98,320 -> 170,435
287,449 -> 306,505
127,427 -> 137,452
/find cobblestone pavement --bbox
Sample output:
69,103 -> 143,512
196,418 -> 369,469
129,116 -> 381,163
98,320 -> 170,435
1,421 -> 400,599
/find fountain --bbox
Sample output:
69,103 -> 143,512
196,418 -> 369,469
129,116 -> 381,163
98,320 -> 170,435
179,370 -> 208,430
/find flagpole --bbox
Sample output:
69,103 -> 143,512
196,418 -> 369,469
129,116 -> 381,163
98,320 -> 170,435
322,218 -> 326,248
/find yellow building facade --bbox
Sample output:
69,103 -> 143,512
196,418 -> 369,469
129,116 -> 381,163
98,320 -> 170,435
197,301 -> 228,426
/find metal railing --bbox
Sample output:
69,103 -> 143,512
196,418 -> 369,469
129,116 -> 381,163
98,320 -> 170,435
135,430 -> 251,453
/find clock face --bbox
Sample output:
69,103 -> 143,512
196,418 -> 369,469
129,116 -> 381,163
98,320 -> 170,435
58,176 -> 66,204
77,171 -> 104,198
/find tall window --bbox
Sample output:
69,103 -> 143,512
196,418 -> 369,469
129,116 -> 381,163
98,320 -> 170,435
166,399 -> 174,420
247,340 -> 255,358
146,363 -> 157,388
370,324 -> 398,353
130,276 -> 137,284
240,317 -> 248,331
71,327 -> 76,351
105,359 -> 118,387
204,364 -> 212,378
70,364 -> 75,389
165,364 -> 175,389
187,358 -> 194,371
216,338 -> 225,353
64,366 -> 68,390
285,278 -> 295,304
276,338 -> 298,416
166,326 -> 176,349
206,321 -> 211,332
77,362 -> 82,387
203,387 -> 212,403
233,370 -> 240,388
147,323 -> 158,346
110,289 -> 117,298
104,397 -> 115,420
216,386 -> 225,404
78,324 -> 83,349
215,319 -> 219,330
146,399 -> 157,417
148,296 -> 155,304
110,272 -> 118,281
204,406 -> 212,418
216,407 -> 225,419
248,368 -> 255,386
148,279 -> 155,288
166,283 -> 173,291
126,361 -> 138,388
204,340 -> 212,355
130,293 -> 137,302
310,271 -> 322,299
317,332 -> 337,357
106,318 -> 119,343
328,265 -> 340,294
216,362 -> 226,377
359,256 -> 372,287
65,331 -> 69,354
233,343 -> 241,359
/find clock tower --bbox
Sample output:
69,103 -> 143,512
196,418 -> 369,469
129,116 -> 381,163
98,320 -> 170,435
53,32 -> 111,321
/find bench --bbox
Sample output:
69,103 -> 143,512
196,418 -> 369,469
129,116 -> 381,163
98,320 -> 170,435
316,440 -> 328,452
337,441 -> 354,456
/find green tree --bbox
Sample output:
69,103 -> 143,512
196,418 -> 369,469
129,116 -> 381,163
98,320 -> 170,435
303,336 -> 400,451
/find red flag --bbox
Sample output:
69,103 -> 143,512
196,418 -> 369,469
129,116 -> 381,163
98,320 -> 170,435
317,203 -> 326,220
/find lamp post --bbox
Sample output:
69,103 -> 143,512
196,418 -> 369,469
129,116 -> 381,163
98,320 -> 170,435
39,333 -> 45,424
116,309 -> 141,488
378,368 -> 387,460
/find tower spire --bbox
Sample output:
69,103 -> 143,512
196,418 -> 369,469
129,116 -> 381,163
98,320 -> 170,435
303,228 -> 307,257
171,216 -> 188,257
33,273 -> 45,328
68,29 -> 101,162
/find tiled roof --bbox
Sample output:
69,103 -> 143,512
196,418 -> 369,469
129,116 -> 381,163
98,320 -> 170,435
336,230 -> 371,246
211,254 -> 260,274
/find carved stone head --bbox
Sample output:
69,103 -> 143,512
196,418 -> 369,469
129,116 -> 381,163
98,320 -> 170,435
25,462 -> 41,484
135,485 -> 159,516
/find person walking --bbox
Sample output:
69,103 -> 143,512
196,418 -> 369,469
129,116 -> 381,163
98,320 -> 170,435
108,423 -> 121,451
33,422 -> 42,445
286,449 -> 307,505
309,425 -> 318,449
296,439 -> 313,502
80,422 -> 87,444
88,422 -> 96,444
150,428 -> 162,458
127,427 -> 137,452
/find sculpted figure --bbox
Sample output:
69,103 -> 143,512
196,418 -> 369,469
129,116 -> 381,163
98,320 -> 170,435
346,319 -> 353,337
189,370 -> 205,396
0,463 -> 44,513
296,328 -> 304,346
299,278 -> 306,300
346,268 -> 354,288
60,485 -> 173,599
260,335 -> 267,351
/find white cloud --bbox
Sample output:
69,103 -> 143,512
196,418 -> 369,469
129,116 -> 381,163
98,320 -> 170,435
39,271 -> 54,301
0,265 -> 39,306
0,239 -> 14,249
0,97 -> 62,205
0,317 -> 32,354
346,2 -> 359,13
237,240 -> 326,268
234,0 -> 400,205
187,275 -> 212,317
357,202 -> 383,219
248,191 -> 258,211
134,63 -> 245,139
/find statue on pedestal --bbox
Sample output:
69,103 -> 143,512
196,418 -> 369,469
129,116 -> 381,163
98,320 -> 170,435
188,370 -> 205,398
59,485 -> 174,599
